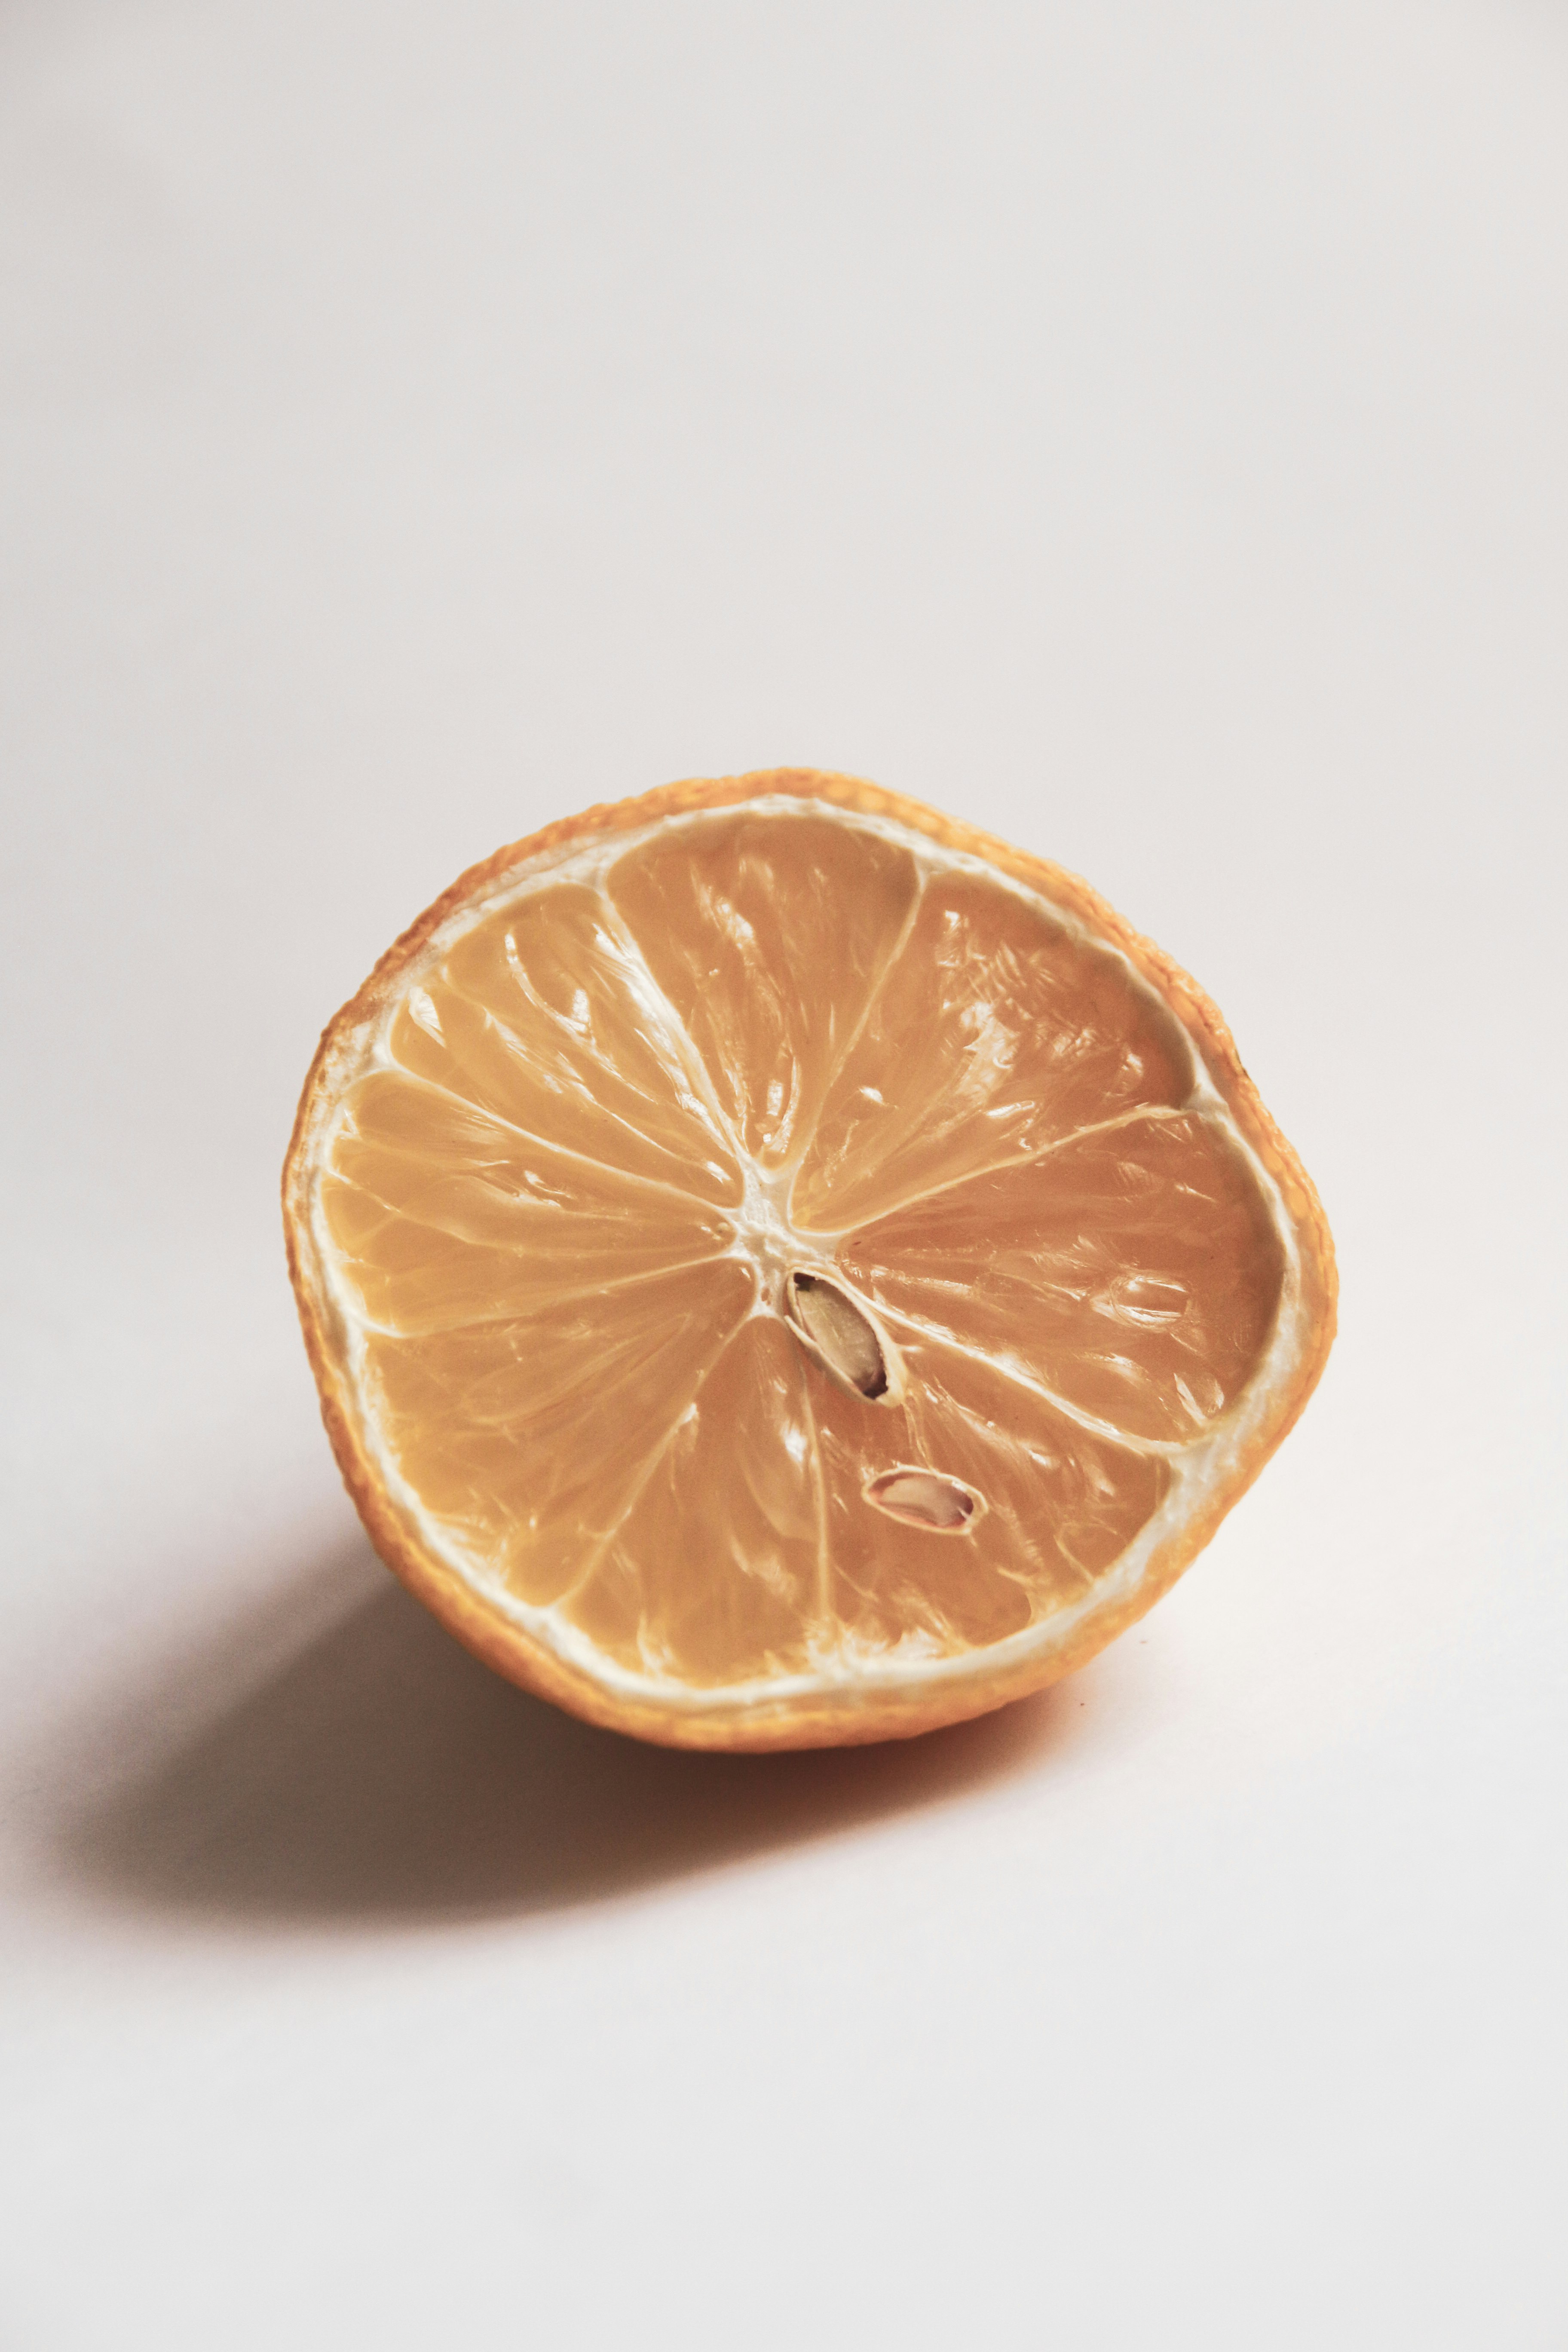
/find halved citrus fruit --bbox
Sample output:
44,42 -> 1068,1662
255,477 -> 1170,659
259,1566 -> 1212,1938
284,769 -> 1335,1749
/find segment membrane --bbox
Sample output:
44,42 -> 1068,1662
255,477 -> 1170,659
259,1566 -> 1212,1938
360,1258 -> 755,1606
607,811 -> 922,1169
808,1323 -> 1170,1659
389,883 -> 743,1206
793,872 -> 1194,1231
560,1318 -> 825,1686
323,1072 -> 736,1334
559,1303 -> 1170,1687
836,1111 -> 1286,1443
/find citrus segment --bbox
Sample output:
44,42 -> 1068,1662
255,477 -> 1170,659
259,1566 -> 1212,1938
385,882 -> 743,1206
557,1317 -> 824,1686
284,770 -> 1335,1749
792,870 -> 1194,1232
835,1109 -> 1286,1444
605,812 -> 922,1171
807,1322 -> 1170,1658
322,1074 -> 737,1333
550,1306 -> 1168,1686
357,1257 -> 754,1608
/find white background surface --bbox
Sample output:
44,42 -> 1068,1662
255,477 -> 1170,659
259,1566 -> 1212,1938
3,2 -> 1565,2345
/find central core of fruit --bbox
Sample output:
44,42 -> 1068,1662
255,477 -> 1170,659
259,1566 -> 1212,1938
729,1164 -> 803,1302
727,1164 -> 897,1404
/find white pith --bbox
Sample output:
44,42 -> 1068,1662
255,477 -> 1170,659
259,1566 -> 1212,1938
294,797 -> 1312,1724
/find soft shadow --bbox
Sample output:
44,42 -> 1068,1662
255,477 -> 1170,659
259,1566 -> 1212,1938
63,1546 -> 1078,1929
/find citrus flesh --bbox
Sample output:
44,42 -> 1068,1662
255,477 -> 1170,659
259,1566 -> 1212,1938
285,770 -> 1335,1749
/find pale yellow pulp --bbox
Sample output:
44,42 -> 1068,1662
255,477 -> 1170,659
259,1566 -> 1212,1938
318,807 -> 1285,1690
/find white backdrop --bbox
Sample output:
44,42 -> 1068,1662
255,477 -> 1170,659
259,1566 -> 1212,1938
3,3 -> 1565,2345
